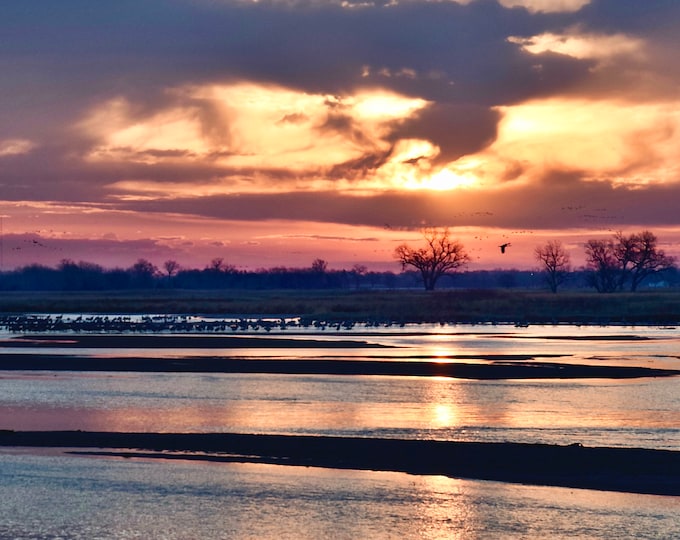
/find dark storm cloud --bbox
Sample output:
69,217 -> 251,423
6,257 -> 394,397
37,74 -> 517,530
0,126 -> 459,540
0,143 -> 233,201
388,104 -> 501,164
115,178 -> 680,231
0,0 -> 605,133
2,0 -> 680,219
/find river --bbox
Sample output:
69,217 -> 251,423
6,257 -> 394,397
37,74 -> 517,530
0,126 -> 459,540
0,322 -> 678,538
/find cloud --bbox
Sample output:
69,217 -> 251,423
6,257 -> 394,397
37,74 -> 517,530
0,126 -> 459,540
389,103 -> 500,164
498,0 -> 591,13
1,0 -> 680,269
508,30 -> 645,61
484,98 -> 680,187
112,177 -> 680,232
74,82 -> 432,196
0,139 -> 35,157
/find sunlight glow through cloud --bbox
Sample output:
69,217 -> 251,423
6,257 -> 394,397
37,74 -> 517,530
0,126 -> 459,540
498,0 -> 590,13
509,31 -> 645,61
0,139 -> 35,156
485,99 -> 680,186
83,82 -> 435,195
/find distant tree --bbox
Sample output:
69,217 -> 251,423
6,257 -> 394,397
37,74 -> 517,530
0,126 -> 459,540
615,230 -> 675,291
311,258 -> 328,273
394,228 -> 470,290
207,257 -> 236,273
584,238 -> 622,293
163,260 -> 180,277
352,263 -> 368,275
351,263 -> 367,289
131,258 -> 157,275
129,258 -> 158,288
584,231 -> 675,292
534,240 -> 571,293
208,257 -> 225,272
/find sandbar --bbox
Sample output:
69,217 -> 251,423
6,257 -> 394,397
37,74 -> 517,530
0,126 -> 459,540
0,353 -> 678,379
0,430 -> 677,496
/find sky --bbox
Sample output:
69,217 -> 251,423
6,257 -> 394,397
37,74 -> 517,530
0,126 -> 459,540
1,0 -> 680,272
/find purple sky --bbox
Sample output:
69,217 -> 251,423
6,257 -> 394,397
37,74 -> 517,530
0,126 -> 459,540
1,0 -> 679,272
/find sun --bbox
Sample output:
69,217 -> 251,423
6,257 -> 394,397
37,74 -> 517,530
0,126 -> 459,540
403,168 -> 478,191
425,169 -> 477,190
380,141 -> 482,191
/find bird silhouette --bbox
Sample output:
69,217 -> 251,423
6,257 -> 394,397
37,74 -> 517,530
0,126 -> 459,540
499,243 -> 511,254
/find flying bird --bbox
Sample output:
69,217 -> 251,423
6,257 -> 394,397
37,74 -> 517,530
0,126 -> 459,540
499,243 -> 511,254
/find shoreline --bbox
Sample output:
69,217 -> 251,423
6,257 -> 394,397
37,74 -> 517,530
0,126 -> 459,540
1,430 -> 678,496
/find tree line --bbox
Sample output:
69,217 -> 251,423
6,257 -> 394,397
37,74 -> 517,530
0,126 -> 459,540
395,228 -> 676,292
0,230 -> 676,292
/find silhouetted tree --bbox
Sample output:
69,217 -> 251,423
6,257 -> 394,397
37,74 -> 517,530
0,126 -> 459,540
311,258 -> 328,273
584,238 -> 621,292
394,228 -> 470,290
129,258 -> 158,288
163,260 -> 180,277
208,258 -> 225,271
535,240 -> 571,293
207,257 -> 237,273
584,231 -> 675,292
615,230 -> 675,291
350,264 -> 367,289
162,260 -> 180,288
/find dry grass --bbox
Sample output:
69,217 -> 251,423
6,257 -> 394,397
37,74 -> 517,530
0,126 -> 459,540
0,288 -> 679,324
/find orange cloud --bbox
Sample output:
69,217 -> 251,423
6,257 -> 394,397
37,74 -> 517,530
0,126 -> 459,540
80,82 -> 442,196
497,0 -> 590,13
470,98 -> 680,187
0,139 -> 36,157
509,30 -> 645,61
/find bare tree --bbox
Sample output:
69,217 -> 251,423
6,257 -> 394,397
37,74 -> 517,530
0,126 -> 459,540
394,228 -> 470,290
208,257 -> 225,272
534,240 -> 570,293
351,263 -> 367,289
585,231 -> 675,292
206,257 -> 237,273
163,259 -> 180,277
311,258 -> 328,273
584,238 -> 621,293
130,258 -> 157,276
129,258 -> 158,288
619,230 -> 675,291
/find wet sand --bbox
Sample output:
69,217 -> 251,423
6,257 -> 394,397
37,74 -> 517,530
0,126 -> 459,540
0,353 -> 678,379
2,334 -> 390,349
1,430 -> 677,496
2,334 -> 679,379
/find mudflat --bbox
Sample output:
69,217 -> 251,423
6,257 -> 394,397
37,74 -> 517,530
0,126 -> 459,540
1,430 -> 678,496
2,333 -> 679,379
0,353 -> 677,379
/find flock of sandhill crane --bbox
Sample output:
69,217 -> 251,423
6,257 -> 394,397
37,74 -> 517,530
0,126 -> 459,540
0,314 -> 367,334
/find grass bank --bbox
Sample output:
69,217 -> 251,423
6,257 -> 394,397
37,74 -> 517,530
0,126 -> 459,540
0,288 -> 679,324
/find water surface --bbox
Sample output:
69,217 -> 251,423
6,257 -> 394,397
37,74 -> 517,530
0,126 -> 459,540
1,450 -> 678,540
1,323 -> 678,538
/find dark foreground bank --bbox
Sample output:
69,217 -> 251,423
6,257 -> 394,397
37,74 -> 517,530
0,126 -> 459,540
1,431 -> 678,496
